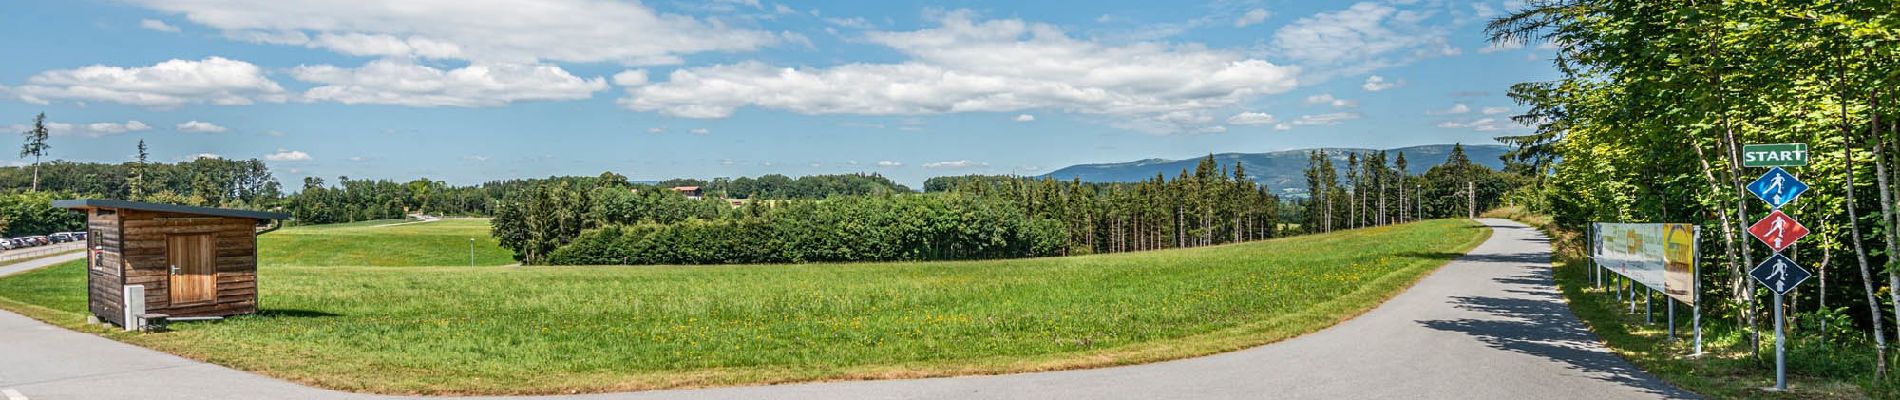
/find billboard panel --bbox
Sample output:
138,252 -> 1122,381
1593,223 -> 1699,305
1662,223 -> 1697,304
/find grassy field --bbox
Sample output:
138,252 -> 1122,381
1486,207 -> 1887,399
259,218 -> 515,267
0,219 -> 1488,395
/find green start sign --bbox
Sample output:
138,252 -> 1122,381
1742,143 -> 1808,167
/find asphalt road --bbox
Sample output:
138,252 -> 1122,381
0,219 -> 1696,399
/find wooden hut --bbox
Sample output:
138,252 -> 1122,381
54,199 -> 288,327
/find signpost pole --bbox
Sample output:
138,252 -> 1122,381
1774,292 -> 1786,391
1693,301 -> 1703,354
1629,277 -> 1637,314
1645,288 -> 1653,324
1694,228 -> 1703,354
1668,298 -> 1676,338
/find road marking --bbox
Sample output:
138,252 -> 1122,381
2,388 -> 27,400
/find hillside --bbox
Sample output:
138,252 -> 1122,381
1040,144 -> 1510,195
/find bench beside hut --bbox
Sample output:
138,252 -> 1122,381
54,199 -> 288,327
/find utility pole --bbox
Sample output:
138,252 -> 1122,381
1415,185 -> 1423,220
468,238 -> 475,267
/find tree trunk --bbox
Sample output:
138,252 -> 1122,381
1869,89 -> 1900,347
1844,95 -> 1889,378
1399,176 -> 1407,222
1721,119 -> 1760,354
1690,138 -> 1747,345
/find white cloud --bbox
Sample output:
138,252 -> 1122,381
647,127 -> 665,134
124,0 -> 785,65
1273,123 -> 1292,131
189,153 -> 222,160
264,149 -> 312,161
1013,114 -> 1035,122
1428,103 -> 1471,115
612,70 -> 649,86
140,19 -> 180,33
1438,117 -> 1523,132
265,130 -> 286,136
876,160 -> 902,167
1292,112 -> 1361,126
1479,40 -> 1525,54
826,17 -> 875,29
617,10 -> 1299,134
5,120 -> 153,138
291,60 -> 607,107
1305,94 -> 1357,108
1361,75 -> 1401,91
463,155 -> 490,162
2,57 -> 286,107
923,160 -> 987,169
175,120 -> 228,133
1234,9 -> 1270,28
348,156 -> 367,162
1271,2 -> 1457,78
1225,112 -> 1277,125
1481,106 -> 1512,115
689,128 -> 710,135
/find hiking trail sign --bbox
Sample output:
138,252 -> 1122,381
1742,143 -> 1809,167
1746,167 -> 1808,209
1748,210 -> 1808,253
1750,254 -> 1811,296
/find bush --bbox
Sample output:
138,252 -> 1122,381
547,194 -> 1066,265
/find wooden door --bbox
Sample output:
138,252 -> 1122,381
167,234 -> 216,305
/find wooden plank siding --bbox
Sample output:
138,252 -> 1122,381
113,209 -> 260,318
87,209 -> 125,326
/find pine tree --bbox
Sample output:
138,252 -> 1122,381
19,113 -> 51,192
129,140 -> 150,200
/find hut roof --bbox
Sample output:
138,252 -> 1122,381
53,199 -> 290,220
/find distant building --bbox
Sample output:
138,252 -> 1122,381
671,186 -> 703,200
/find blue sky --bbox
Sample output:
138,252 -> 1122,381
0,0 -> 1556,188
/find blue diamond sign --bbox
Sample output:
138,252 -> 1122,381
1747,167 -> 1808,209
1750,254 -> 1811,296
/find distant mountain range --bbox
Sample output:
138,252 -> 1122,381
1039,144 -> 1511,195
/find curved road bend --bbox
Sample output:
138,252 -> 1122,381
0,219 -> 1696,399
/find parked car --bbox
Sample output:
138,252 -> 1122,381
8,238 -> 30,248
50,233 -> 73,243
75,231 -> 88,241
0,240 -> 13,250
30,236 -> 49,246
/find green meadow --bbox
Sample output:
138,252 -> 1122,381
258,218 -> 515,267
0,219 -> 1487,395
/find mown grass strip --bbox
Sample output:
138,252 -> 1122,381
0,219 -> 1487,395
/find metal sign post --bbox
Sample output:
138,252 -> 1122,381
1743,146 -> 1810,392
1750,255 -> 1811,391
1645,288 -> 1653,324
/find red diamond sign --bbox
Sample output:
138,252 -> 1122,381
1748,210 -> 1808,253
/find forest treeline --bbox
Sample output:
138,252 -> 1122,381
1488,0 -> 1900,389
498,148 -> 1519,265
0,146 -> 911,226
